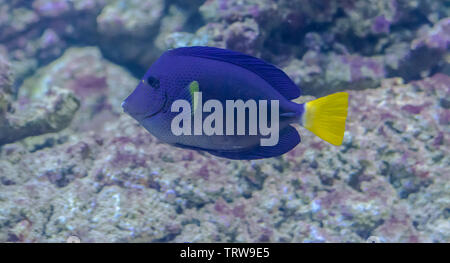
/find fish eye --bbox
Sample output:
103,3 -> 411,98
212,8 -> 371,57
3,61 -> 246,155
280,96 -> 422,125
147,76 -> 160,89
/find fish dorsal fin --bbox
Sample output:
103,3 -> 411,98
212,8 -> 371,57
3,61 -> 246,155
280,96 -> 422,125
205,125 -> 301,160
168,46 -> 301,100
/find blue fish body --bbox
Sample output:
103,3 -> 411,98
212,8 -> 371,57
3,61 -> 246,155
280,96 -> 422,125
122,47 -> 349,160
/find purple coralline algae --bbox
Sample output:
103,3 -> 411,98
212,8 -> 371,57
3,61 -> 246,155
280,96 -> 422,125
0,67 -> 448,242
412,18 -> 450,51
385,17 -> 450,80
283,52 -> 386,97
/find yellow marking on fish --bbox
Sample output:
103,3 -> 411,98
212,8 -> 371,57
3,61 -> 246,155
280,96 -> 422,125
189,81 -> 200,115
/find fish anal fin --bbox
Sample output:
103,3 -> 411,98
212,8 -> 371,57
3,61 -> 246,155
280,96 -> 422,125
206,126 -> 301,160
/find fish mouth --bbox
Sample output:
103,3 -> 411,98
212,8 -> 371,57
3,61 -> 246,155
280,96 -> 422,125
143,91 -> 168,120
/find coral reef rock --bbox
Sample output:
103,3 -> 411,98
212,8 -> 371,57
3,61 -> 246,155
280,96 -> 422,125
0,74 -> 448,242
0,0 -> 448,243
0,53 -> 79,146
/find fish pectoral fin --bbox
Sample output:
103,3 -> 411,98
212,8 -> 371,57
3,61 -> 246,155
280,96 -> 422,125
189,81 -> 201,115
175,80 -> 200,115
206,126 -> 301,160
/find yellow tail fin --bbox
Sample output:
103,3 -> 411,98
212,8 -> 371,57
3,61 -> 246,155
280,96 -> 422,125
303,92 -> 349,146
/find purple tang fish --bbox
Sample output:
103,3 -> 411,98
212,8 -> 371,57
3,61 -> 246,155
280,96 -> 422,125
122,46 -> 348,160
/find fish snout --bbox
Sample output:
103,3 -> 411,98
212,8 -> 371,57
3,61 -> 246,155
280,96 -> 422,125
121,100 -> 140,116
121,99 -> 149,120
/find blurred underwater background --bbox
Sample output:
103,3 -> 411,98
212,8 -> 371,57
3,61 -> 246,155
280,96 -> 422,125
0,0 -> 449,242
